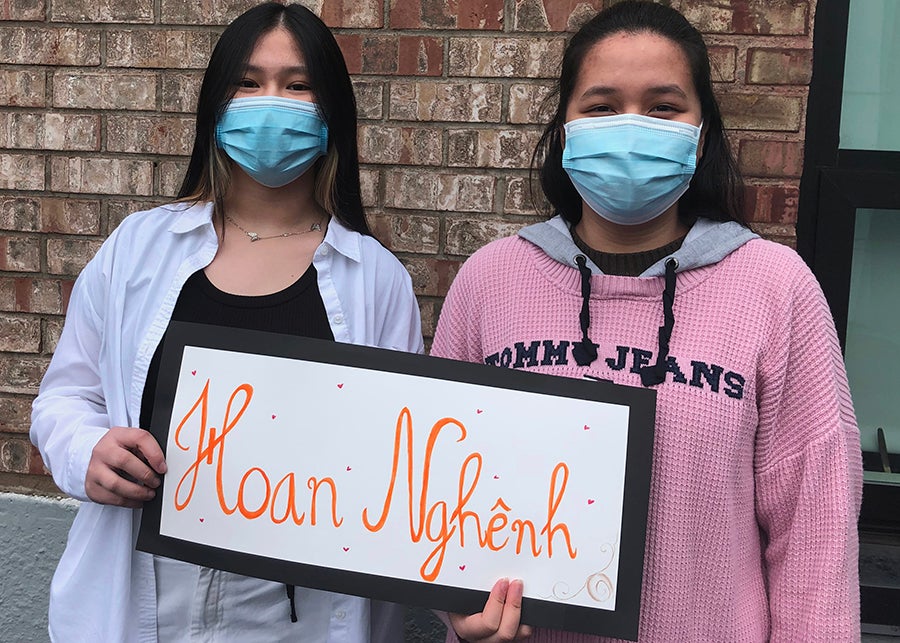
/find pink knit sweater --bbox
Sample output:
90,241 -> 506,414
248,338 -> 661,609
431,234 -> 862,642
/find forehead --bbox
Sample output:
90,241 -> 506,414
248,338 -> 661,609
248,27 -> 305,66
574,31 -> 694,94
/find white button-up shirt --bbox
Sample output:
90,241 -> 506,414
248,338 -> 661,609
31,202 -> 423,642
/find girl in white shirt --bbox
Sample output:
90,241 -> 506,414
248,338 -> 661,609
30,3 -> 423,641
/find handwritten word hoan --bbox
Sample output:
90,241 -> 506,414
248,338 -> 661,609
172,380 -> 579,583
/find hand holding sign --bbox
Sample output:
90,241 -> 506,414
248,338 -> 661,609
86,426 -> 167,507
449,578 -> 533,642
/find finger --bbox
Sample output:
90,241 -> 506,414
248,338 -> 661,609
122,429 -> 167,475
105,445 -> 162,489
85,476 -> 148,508
449,578 -> 509,641
515,624 -> 533,640
496,579 -> 525,641
91,465 -> 156,502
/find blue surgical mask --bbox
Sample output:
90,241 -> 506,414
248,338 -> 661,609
562,114 -> 701,225
216,96 -> 329,188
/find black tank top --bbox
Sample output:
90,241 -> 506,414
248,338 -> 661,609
139,266 -> 333,429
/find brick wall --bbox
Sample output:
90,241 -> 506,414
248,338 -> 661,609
0,0 -> 816,494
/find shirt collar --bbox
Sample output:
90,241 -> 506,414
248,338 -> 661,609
321,216 -> 362,262
167,201 -> 216,234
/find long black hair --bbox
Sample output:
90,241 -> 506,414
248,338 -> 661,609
533,0 -> 746,226
178,2 -> 370,235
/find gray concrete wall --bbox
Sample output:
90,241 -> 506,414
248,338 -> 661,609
0,492 -> 78,643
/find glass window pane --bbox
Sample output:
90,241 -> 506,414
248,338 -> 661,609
844,209 -> 900,453
840,0 -> 900,151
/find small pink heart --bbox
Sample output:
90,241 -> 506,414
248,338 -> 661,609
271,414 -> 276,420
346,466 -> 352,471
459,565 -> 466,571
343,547 -> 350,552
493,475 -> 500,480
587,499 -> 595,505
337,383 -> 344,389
583,424 -> 590,431
191,370 -> 197,376
199,517 -> 205,522
476,409 -> 483,414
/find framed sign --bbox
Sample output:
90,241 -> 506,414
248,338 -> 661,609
138,322 -> 656,639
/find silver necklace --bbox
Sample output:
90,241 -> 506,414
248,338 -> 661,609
225,214 -> 323,242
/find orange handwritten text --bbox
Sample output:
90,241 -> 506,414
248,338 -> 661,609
173,379 -> 343,528
363,407 -> 577,582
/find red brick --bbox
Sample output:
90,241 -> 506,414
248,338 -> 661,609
389,81 -> 502,122
508,83 -> 555,125
448,37 -> 565,78
719,94 -> 803,131
709,46 -> 737,83
51,0 -> 153,22
0,394 -> 33,433
747,48 -> 813,85
390,0 -> 503,29
1,0 -> 45,20
160,0 -> 258,24
0,153 -> 44,191
504,176 -> 546,215
0,198 -> 39,232
0,436 -> 32,473
40,198 -> 101,235
107,200 -> 157,232
448,128 -> 542,169
370,212 -> 440,253
0,27 -> 101,66
744,183 -> 800,224
0,112 -> 100,151
335,35 -> 363,74
9,278 -> 66,314
158,160 -> 190,197
513,0 -> 602,31
53,71 -> 157,110
418,298 -> 436,338
0,236 -> 40,272
0,313 -> 40,352
359,125 -> 442,166
675,0 -> 808,35
0,69 -> 45,107
107,30 -> 217,69
384,169 -> 495,212
400,257 -> 462,297
50,157 -> 153,196
46,238 -> 103,276
0,354 -> 49,394
42,317 -> 64,354
321,0 -> 383,28
359,169 -> 379,208
161,71 -> 202,113
353,80 -> 383,120
397,36 -> 443,76
444,216 -> 523,256
753,222 -> 796,248
738,140 -> 803,178
107,115 -> 195,156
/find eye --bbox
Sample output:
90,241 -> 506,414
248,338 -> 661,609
650,104 -> 679,115
237,78 -> 259,88
288,81 -> 312,92
587,104 -> 615,115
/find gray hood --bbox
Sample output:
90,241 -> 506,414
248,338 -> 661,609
518,215 -> 758,277
517,215 -> 759,385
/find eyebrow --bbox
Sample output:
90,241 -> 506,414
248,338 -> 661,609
243,64 -> 309,75
579,84 -> 689,100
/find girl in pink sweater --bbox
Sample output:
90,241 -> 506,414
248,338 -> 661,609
431,2 -> 862,642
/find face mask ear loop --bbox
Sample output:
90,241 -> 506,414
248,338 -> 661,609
572,255 -> 598,367
640,257 -> 678,387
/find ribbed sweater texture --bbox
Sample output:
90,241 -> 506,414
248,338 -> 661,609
431,235 -> 862,643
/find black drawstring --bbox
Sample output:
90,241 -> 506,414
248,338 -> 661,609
640,258 -> 678,387
572,255 -> 598,366
286,584 -> 298,623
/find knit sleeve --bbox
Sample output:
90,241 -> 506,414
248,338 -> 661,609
753,255 -> 863,642
430,251 -> 486,364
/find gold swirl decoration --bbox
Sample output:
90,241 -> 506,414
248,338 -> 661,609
541,541 -> 617,604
